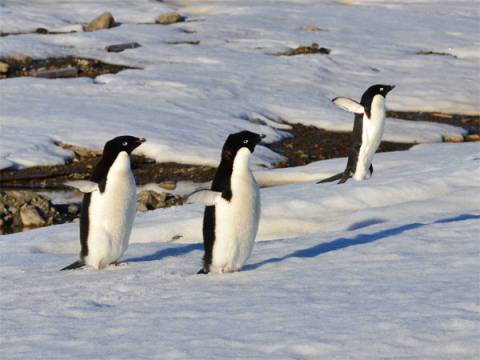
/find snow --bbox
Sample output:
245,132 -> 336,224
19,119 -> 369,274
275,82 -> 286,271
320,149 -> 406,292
1,142 -> 479,359
1,1 -> 479,357
0,0 -> 478,169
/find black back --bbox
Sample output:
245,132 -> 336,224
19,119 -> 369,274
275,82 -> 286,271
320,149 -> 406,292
340,84 -> 394,183
79,135 -> 145,261
200,131 -> 264,273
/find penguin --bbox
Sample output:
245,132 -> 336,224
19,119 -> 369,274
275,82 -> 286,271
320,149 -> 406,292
187,131 -> 265,274
318,84 -> 395,184
61,135 -> 145,270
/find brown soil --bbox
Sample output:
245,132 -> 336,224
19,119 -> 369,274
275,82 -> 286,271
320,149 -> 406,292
387,111 -> 480,134
1,56 -> 137,79
0,153 -> 215,190
265,124 -> 413,167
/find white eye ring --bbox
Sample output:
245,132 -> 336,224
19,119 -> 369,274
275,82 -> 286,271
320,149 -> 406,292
380,88 -> 384,91
122,141 -> 128,146
243,139 -> 249,144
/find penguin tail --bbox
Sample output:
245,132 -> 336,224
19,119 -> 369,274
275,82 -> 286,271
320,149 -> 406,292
60,260 -> 85,271
317,172 -> 344,184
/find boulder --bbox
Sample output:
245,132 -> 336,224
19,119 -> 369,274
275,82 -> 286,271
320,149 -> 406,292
84,11 -> 116,32
20,205 -> 46,227
155,13 -> 185,25
442,134 -> 464,143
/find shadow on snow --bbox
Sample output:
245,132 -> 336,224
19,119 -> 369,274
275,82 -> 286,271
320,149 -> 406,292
245,213 -> 480,271
126,243 -> 202,263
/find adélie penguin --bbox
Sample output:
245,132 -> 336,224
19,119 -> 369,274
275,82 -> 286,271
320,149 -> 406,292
61,136 -> 145,270
318,84 -> 395,184
187,131 -> 265,274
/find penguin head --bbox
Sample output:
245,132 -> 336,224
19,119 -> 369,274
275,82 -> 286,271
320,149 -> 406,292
103,136 -> 146,156
362,84 -> 395,101
222,131 -> 265,160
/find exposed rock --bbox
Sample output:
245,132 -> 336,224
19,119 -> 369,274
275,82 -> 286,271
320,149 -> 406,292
105,42 -> 141,53
156,13 -> 185,25
417,50 -> 457,58
0,61 -> 9,73
0,191 -> 78,233
159,181 -> 176,190
442,134 -> 464,143
137,190 -> 168,212
465,134 -> 480,142
0,56 -> 135,80
273,43 -> 330,56
20,204 -> 46,227
302,25 -> 324,32
7,52 -> 30,62
68,204 -> 79,215
35,67 -> 78,79
136,190 -> 183,212
84,11 -> 116,32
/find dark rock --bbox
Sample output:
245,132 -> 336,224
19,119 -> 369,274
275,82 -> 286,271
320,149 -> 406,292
35,67 -> 79,79
105,42 -> 141,53
273,43 -> 330,56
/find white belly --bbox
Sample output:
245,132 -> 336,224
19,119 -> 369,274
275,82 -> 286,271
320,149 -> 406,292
211,150 -> 260,273
354,96 -> 386,181
84,153 -> 136,269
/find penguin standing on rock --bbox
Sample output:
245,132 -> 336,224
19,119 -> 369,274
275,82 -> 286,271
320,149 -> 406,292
188,131 -> 265,274
318,84 -> 395,184
61,135 -> 145,270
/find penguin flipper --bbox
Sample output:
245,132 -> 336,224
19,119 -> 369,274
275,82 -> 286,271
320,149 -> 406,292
185,189 -> 222,205
332,97 -> 364,114
64,180 -> 99,193
60,260 -> 85,271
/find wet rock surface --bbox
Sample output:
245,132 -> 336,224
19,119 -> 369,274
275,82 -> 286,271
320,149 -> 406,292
0,56 -> 137,79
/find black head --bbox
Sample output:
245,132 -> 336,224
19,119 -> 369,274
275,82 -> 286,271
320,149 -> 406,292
221,131 -> 265,160
103,135 -> 146,157
361,84 -> 395,104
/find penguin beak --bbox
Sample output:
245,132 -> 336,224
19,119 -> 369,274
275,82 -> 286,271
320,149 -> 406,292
257,134 -> 266,144
386,85 -> 395,93
135,138 -> 146,145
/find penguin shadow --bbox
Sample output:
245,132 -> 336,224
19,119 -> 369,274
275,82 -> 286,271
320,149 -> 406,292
125,243 -> 203,263
245,213 -> 480,271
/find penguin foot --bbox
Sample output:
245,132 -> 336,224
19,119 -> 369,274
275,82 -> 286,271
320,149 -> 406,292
197,268 -> 208,274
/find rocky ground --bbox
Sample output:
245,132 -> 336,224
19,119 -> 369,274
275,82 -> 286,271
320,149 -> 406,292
1,112 -> 478,234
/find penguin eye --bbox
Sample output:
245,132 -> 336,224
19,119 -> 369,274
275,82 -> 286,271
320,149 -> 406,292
122,141 -> 128,146
380,88 -> 384,91
243,139 -> 249,144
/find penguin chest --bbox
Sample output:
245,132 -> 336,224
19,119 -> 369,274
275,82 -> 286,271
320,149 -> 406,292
86,167 -> 136,268
355,97 -> 386,180
212,173 -> 260,272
